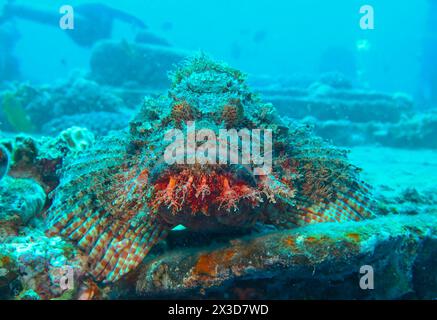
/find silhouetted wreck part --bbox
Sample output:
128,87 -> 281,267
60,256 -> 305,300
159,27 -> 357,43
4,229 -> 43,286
89,40 -> 189,89
247,74 -> 315,90
134,213 -> 437,299
304,110 -> 437,148
255,85 -> 413,123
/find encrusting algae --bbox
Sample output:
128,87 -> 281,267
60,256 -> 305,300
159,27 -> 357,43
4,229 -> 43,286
46,55 -> 375,283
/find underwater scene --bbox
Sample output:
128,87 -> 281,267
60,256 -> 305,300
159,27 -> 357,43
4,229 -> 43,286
0,0 -> 436,301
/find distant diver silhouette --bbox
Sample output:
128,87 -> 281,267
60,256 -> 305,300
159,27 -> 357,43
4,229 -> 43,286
0,1 -> 147,47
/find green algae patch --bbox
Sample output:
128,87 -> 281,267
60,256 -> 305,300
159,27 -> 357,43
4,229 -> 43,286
1,92 -> 35,133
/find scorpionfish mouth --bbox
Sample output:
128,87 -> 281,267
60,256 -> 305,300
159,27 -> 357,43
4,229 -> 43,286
148,162 -> 263,220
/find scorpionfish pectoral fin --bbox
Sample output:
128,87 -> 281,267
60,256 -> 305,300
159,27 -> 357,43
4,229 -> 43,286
267,182 -> 375,228
265,134 -> 376,228
47,210 -> 168,282
293,186 -> 375,225
46,135 -> 168,282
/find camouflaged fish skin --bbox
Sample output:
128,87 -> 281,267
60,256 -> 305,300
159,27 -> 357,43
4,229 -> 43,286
47,55 -> 375,283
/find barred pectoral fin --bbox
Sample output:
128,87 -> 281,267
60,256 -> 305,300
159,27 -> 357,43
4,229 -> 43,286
270,131 -> 376,227
268,187 -> 375,228
46,132 -> 167,282
48,208 -> 168,283
295,190 -> 375,225
94,214 -> 168,283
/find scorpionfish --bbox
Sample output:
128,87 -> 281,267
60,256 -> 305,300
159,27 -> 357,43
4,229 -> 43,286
47,55 -> 375,283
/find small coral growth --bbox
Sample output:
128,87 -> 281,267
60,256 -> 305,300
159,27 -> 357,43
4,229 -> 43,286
59,127 -> 95,152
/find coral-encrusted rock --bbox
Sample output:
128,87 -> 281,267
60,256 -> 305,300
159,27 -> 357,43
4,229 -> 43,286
0,254 -> 20,299
134,213 -> 437,299
42,112 -> 131,136
0,231 -> 91,300
1,127 -> 94,192
0,144 -> 10,180
376,110 -> 437,149
58,127 -> 95,152
0,177 -> 46,240
0,77 -> 125,133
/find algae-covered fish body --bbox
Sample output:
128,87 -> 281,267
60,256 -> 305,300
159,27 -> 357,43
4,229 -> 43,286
47,55 -> 375,283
